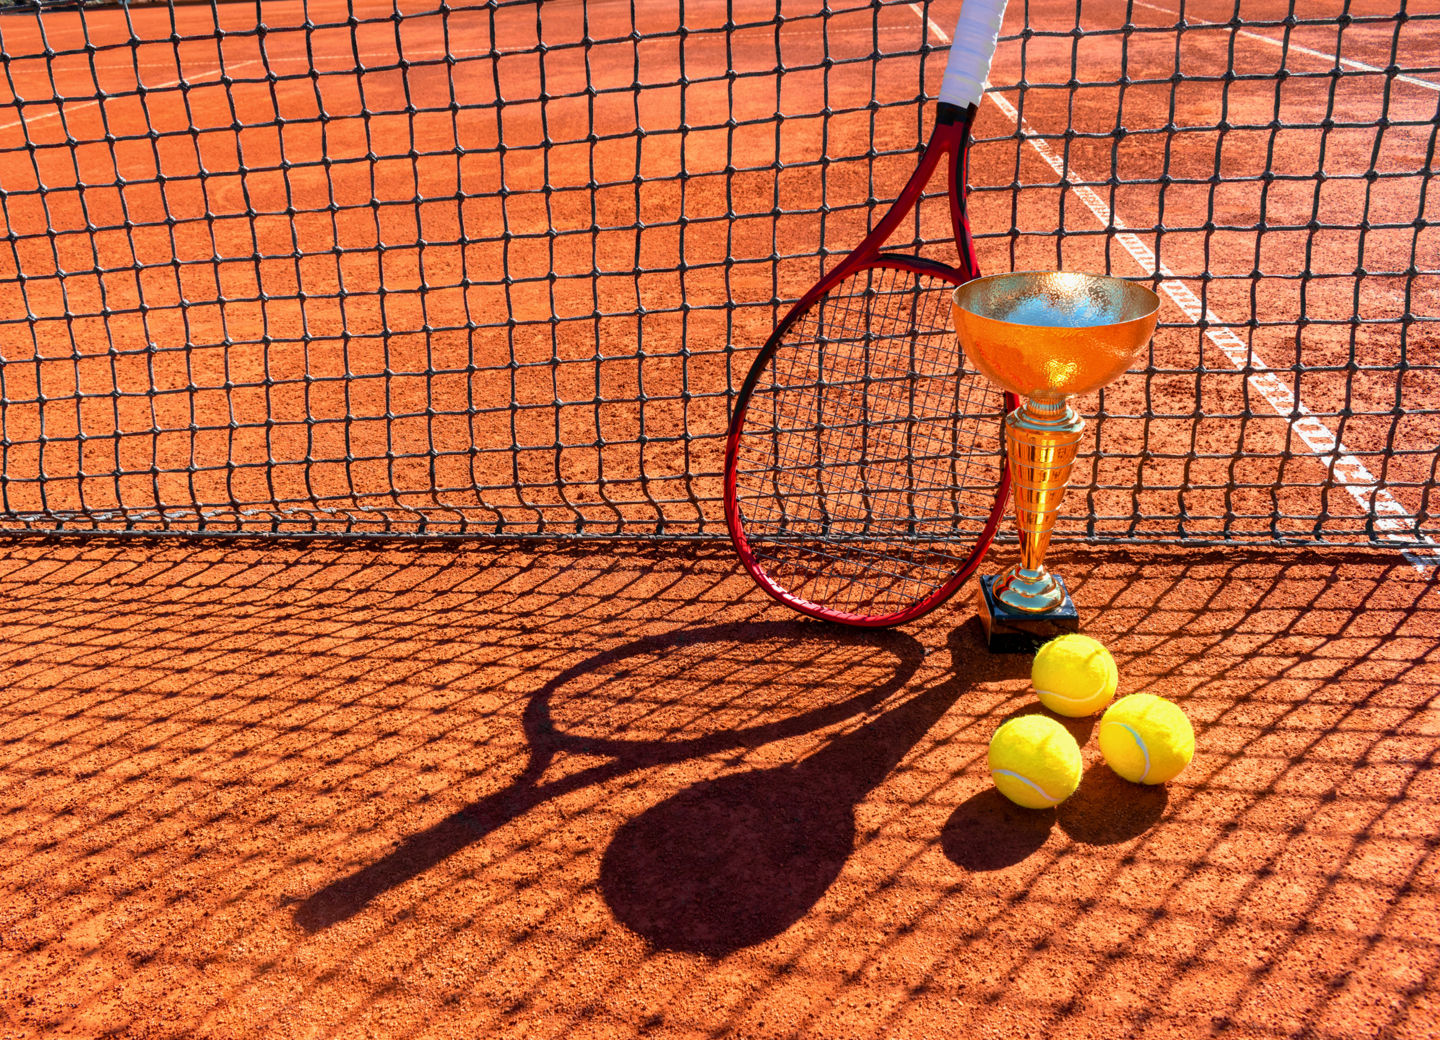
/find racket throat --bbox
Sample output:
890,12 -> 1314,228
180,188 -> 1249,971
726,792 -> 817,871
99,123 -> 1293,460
942,104 -> 980,281
935,101 -> 975,125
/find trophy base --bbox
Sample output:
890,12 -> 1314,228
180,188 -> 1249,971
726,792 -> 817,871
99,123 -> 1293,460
977,574 -> 1079,654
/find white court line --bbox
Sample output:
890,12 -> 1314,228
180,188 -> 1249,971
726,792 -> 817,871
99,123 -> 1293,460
0,57 -> 261,133
1133,0 -> 1440,93
913,4 -> 1437,571
0,53 -> 494,78
1,23 -> 914,75
0,26 -> 925,106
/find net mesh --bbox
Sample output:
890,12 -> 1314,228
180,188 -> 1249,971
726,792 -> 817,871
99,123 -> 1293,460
0,0 -> 1435,547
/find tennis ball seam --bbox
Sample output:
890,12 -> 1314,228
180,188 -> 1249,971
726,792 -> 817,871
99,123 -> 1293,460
990,768 -> 1063,806
1104,720 -> 1152,783
1033,676 -> 1107,708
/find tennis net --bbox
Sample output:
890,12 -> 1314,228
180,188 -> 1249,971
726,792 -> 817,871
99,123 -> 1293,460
0,0 -> 1435,547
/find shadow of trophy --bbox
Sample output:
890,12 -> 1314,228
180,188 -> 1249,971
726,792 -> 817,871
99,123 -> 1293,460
952,272 -> 1160,653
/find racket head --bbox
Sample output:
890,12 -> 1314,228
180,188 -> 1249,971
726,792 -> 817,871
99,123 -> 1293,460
725,255 -> 1015,627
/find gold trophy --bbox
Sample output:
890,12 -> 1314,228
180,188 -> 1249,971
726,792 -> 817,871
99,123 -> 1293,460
952,272 -> 1160,652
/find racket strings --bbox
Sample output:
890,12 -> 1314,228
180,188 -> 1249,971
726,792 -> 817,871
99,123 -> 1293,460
733,264 -> 1006,614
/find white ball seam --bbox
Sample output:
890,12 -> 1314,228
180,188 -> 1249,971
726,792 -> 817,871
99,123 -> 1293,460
990,768 -> 1060,806
1105,721 -> 1152,783
1033,676 -> 1108,706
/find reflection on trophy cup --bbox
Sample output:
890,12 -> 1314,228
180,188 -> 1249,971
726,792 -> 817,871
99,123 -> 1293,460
952,272 -> 1160,653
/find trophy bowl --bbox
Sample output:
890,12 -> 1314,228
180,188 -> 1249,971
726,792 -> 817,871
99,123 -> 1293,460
952,271 -> 1159,400
951,271 -> 1160,648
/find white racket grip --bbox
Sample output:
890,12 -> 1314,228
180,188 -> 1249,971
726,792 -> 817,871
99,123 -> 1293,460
938,0 -> 1010,109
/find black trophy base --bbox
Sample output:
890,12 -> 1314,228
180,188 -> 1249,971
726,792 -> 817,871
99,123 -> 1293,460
977,574 -> 1080,654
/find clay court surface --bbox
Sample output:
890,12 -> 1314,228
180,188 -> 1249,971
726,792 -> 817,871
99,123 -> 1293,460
0,538 -> 1436,1038
0,0 -> 1437,1036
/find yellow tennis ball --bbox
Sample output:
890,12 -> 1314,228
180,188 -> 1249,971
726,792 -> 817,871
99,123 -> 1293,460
1031,633 -> 1118,717
988,714 -> 1083,809
1098,693 -> 1195,784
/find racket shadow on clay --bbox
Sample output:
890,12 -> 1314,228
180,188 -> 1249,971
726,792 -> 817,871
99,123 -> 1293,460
293,620 -> 924,933
599,629 -> 982,957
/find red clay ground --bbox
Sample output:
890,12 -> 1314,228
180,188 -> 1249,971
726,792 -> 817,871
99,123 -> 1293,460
0,537 -> 1436,1039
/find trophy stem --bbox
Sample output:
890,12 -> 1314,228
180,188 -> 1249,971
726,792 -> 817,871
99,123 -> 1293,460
994,397 -> 1084,614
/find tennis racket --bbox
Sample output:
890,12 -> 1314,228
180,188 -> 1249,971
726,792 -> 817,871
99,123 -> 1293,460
724,0 -> 1017,627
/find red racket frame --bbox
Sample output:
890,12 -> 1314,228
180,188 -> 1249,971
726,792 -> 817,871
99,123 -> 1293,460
723,103 -> 1018,627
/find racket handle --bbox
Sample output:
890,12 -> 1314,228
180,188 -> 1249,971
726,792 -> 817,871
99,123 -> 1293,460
939,0 -> 1010,109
